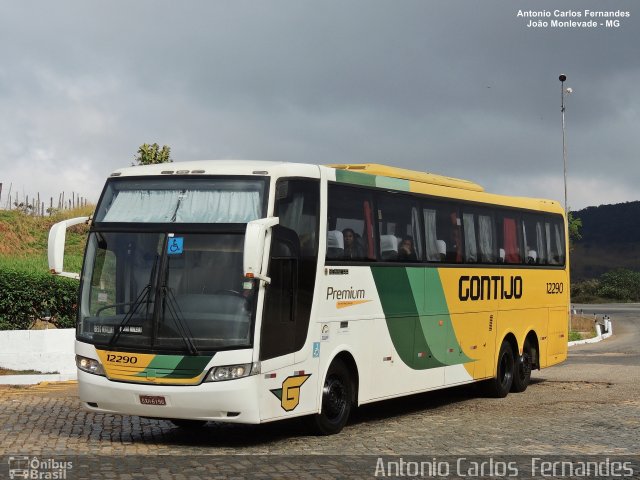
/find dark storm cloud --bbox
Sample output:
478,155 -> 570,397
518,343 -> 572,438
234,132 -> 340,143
0,0 -> 638,209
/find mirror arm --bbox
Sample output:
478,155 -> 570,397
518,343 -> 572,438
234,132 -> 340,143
245,273 -> 271,285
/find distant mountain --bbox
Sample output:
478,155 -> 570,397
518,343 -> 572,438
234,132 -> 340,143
571,201 -> 640,280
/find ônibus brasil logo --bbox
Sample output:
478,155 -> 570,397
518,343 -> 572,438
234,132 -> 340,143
8,456 -> 73,479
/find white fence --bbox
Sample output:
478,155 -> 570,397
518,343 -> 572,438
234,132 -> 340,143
0,329 -> 76,381
568,317 -> 613,346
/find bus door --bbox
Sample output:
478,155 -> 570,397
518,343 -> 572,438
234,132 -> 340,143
259,178 -> 320,419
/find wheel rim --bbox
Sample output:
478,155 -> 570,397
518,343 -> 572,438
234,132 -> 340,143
519,352 -> 532,378
518,349 -> 533,381
322,375 -> 347,421
499,350 -> 513,388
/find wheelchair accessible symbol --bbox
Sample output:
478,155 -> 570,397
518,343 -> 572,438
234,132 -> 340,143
168,237 -> 184,255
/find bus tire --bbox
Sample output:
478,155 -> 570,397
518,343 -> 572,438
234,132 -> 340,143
483,340 -> 514,398
511,339 -> 533,393
310,359 -> 353,435
170,419 -> 208,429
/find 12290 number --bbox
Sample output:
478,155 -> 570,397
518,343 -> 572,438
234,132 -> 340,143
546,282 -> 564,294
106,354 -> 138,364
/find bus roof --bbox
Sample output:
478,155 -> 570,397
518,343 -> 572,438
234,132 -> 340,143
327,163 -> 485,192
109,160 -> 320,178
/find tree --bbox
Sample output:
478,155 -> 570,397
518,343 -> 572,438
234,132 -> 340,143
133,143 -> 172,165
568,210 -> 582,251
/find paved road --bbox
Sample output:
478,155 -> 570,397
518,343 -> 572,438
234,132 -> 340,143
1,304 -> 638,478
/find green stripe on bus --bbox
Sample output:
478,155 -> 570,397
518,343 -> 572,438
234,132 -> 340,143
421,269 -> 472,365
371,266 -> 472,369
371,267 -> 445,369
335,169 -> 377,187
135,355 -> 212,378
334,169 -> 410,192
375,176 -> 409,191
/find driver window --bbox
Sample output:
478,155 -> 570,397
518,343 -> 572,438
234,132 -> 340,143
261,178 -> 320,361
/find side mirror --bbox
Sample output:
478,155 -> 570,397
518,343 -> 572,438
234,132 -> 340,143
48,216 -> 90,280
244,217 -> 279,284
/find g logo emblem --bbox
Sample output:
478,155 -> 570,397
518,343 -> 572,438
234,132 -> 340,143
270,374 -> 311,411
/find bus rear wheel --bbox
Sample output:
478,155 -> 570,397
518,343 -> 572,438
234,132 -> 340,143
310,359 -> 352,435
511,339 -> 533,393
483,340 -> 514,398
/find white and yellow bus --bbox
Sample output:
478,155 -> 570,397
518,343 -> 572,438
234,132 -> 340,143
49,161 -> 568,434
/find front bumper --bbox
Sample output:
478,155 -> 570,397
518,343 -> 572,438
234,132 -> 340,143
77,369 -> 262,423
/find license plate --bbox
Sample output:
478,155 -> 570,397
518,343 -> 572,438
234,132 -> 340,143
139,395 -> 166,406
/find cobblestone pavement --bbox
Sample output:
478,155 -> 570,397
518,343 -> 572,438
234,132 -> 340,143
1,305 -> 638,477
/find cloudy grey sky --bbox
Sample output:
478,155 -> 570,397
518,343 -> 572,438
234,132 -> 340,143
1,0 -> 638,211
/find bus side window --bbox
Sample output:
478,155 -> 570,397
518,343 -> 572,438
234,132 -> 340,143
461,210 -> 497,264
327,184 -> 376,262
523,215 -> 548,265
546,217 -> 565,265
499,214 -> 523,264
478,213 -> 496,263
462,213 -> 478,263
423,208 -> 441,261
432,204 -> 462,263
377,192 -> 421,262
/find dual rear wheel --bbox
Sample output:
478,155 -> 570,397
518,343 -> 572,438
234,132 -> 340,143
484,338 -> 532,397
511,339 -> 533,393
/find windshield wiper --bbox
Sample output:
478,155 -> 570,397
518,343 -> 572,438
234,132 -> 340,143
107,253 -> 159,348
162,285 -> 199,356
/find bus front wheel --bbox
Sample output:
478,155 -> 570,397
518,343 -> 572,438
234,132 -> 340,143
483,340 -> 514,398
310,359 -> 353,435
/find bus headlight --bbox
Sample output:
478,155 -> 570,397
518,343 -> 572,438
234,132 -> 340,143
76,355 -> 105,376
205,362 -> 260,382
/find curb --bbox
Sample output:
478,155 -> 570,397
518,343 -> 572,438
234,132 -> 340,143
0,373 -> 77,385
568,332 -> 612,347
568,318 -> 613,347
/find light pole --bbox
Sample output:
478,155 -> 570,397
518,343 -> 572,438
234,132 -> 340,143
559,74 -> 572,213
559,74 -> 574,333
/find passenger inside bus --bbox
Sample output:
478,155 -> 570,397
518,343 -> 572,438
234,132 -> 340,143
342,228 -> 365,260
397,236 -> 418,262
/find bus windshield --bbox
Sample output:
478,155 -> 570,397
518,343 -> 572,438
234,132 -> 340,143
94,177 -> 266,223
77,176 -> 268,352
79,231 -> 256,352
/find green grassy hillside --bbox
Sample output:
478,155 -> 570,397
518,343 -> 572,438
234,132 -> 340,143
0,207 -> 93,274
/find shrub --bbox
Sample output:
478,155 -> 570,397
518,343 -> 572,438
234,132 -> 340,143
597,268 -> 640,301
570,278 -> 603,303
571,268 -> 640,303
0,269 -> 78,330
